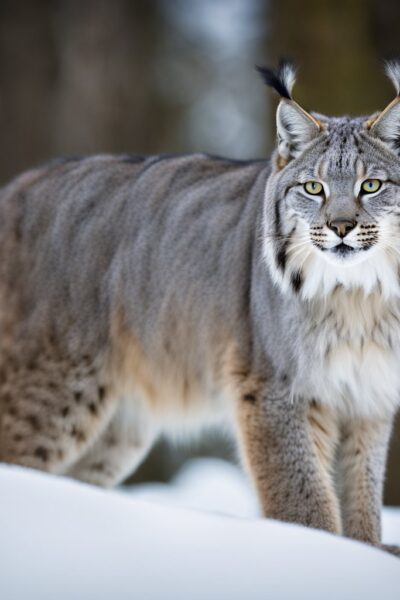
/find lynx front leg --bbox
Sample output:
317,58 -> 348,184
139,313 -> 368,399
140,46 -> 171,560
337,417 -> 399,555
236,387 -> 341,534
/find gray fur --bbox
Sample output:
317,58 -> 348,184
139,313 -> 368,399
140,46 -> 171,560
1,63 -> 400,558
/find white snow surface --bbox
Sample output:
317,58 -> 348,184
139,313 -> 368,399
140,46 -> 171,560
1,458 -> 399,599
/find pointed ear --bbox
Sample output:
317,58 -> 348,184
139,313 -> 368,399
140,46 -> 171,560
368,61 -> 400,152
369,98 -> 400,152
276,100 -> 321,161
256,61 -> 321,163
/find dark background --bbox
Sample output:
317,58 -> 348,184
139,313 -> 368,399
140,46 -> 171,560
1,0 -> 400,504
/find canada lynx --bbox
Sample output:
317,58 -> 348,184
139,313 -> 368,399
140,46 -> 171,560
1,61 -> 400,556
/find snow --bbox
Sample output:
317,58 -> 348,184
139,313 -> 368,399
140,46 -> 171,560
130,458 -> 400,544
128,457 -> 260,517
1,459 -> 399,599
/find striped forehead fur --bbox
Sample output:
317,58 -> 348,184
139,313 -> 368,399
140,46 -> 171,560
256,61 -> 296,100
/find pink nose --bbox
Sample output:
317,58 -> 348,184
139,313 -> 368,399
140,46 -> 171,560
327,219 -> 356,238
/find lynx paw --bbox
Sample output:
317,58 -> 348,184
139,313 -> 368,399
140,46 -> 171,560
377,543 -> 400,558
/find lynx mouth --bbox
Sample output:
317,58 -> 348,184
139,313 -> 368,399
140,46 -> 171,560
331,243 -> 356,256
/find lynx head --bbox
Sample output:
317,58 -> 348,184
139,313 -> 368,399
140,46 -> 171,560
260,60 -> 400,300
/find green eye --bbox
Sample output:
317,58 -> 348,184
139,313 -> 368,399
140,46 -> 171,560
304,181 -> 323,195
361,179 -> 382,194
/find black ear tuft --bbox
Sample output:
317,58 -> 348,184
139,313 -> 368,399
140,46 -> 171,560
256,60 -> 296,100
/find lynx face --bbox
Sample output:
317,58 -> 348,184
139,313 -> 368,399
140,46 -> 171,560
261,62 -> 400,299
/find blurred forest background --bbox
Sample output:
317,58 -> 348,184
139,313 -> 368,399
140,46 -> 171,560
1,0 -> 400,503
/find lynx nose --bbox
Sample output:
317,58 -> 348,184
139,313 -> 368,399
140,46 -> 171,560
327,219 -> 356,238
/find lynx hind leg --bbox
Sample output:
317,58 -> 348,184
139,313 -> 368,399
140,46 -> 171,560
68,395 -> 155,487
0,351 -> 117,475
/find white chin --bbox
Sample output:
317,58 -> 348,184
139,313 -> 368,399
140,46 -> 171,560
322,248 -> 371,267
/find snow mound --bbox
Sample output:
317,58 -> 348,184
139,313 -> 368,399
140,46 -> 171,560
1,462 -> 399,600
129,457 -> 400,545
